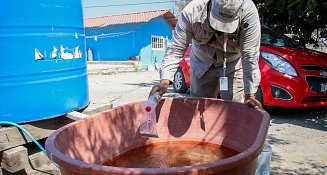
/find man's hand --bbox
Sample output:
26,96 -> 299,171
149,79 -> 170,98
245,94 -> 262,109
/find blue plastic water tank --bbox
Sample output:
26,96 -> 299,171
0,0 -> 89,123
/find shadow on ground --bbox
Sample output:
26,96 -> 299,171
267,107 -> 327,131
268,134 -> 327,175
270,161 -> 327,175
266,107 -> 327,174
126,81 -> 159,87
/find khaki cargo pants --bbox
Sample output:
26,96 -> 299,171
190,58 -> 244,103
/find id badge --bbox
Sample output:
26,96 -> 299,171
220,77 -> 228,91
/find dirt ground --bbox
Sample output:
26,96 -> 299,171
87,71 -> 327,175
267,108 -> 327,175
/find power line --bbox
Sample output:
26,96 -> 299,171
84,1 -> 177,9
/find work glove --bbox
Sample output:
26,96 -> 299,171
245,94 -> 262,109
149,79 -> 170,98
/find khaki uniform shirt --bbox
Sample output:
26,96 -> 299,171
160,0 -> 261,94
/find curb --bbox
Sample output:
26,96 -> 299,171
87,61 -> 141,75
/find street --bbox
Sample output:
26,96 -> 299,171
88,70 -> 327,175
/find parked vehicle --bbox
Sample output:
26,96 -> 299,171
173,27 -> 327,108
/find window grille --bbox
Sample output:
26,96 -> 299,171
151,36 -> 165,50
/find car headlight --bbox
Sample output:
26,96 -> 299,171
260,51 -> 298,76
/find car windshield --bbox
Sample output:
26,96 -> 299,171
261,28 -> 304,49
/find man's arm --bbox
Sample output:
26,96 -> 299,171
159,10 -> 193,83
150,8 -> 194,96
239,1 -> 262,108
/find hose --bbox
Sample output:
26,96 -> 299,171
0,121 -> 59,169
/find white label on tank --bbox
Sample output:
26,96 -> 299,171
74,46 -> 82,59
59,45 -> 82,59
51,46 -> 58,59
35,48 -> 44,60
60,45 -> 74,59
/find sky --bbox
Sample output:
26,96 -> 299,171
82,0 -> 179,18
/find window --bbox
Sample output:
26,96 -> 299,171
261,28 -> 303,49
151,36 -> 165,50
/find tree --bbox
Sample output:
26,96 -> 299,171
175,0 -> 327,46
255,0 -> 327,46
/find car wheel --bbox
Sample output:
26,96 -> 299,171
173,68 -> 188,93
255,86 -> 265,108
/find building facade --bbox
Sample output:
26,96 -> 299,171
84,10 -> 176,69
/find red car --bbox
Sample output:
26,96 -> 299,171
173,27 -> 327,108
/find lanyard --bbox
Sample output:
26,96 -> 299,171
223,33 -> 228,77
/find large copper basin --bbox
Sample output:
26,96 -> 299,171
45,98 -> 270,175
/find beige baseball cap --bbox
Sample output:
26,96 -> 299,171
209,0 -> 243,33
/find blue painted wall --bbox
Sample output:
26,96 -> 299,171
138,16 -> 171,69
85,16 -> 172,68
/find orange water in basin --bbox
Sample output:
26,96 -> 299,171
103,141 -> 239,168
